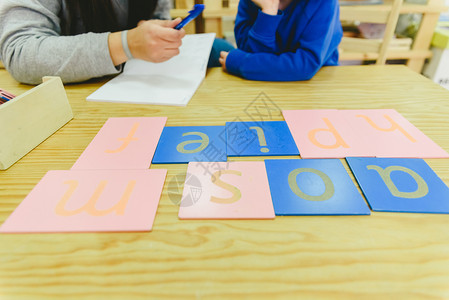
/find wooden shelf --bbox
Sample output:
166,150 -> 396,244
339,0 -> 447,71
339,49 -> 432,60
340,1 -> 448,15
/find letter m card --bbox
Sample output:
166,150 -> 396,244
346,157 -> 449,214
0,169 -> 167,233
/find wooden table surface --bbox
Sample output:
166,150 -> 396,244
1,66 -> 449,299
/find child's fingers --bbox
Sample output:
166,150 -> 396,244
219,57 -> 227,71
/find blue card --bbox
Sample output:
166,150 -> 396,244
265,159 -> 370,215
346,157 -> 449,214
152,126 -> 227,164
226,121 -> 299,156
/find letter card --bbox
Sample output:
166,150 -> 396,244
226,121 -> 299,156
0,169 -> 167,233
282,110 -> 373,158
152,126 -> 227,163
346,157 -> 449,213
342,109 -> 449,158
178,161 -> 275,219
72,117 -> 167,170
265,159 -> 370,215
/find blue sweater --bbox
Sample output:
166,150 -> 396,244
226,0 -> 343,81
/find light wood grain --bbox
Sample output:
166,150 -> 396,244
0,77 -> 73,170
1,66 -> 449,299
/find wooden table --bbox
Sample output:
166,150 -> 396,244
1,66 -> 449,299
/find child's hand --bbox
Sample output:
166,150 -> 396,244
219,51 -> 229,71
251,0 -> 279,15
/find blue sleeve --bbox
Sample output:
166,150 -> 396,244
233,0 -> 283,54
227,0 -> 342,81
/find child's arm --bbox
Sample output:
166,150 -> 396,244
225,0 -> 342,81
233,0 -> 282,54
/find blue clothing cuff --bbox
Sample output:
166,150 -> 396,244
251,10 -> 283,38
226,49 -> 248,78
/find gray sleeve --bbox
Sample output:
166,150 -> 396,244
153,0 -> 172,20
0,0 -> 121,84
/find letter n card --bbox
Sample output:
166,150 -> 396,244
72,117 -> 167,170
0,169 -> 167,233
226,121 -> 299,156
346,157 -> 449,214
178,161 -> 275,219
265,159 -> 370,215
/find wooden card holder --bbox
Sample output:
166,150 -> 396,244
0,77 -> 73,170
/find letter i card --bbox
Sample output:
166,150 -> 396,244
178,161 -> 275,219
0,169 -> 167,233
346,157 -> 449,213
225,121 -> 299,156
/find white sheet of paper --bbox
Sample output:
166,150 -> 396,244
86,33 -> 216,106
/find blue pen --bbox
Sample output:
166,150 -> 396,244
174,4 -> 205,30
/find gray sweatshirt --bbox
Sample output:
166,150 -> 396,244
0,0 -> 171,84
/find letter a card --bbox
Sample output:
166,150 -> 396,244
152,126 -> 227,164
226,121 -> 299,156
346,157 -> 449,213
342,109 -> 449,158
72,117 -> 167,170
178,161 -> 275,219
282,110 -> 372,158
265,159 -> 370,215
0,169 -> 167,233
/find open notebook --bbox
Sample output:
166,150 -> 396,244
87,33 -> 215,106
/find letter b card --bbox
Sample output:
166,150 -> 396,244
346,157 -> 449,214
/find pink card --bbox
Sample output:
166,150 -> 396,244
282,110 -> 373,158
342,109 -> 449,158
72,117 -> 167,170
0,169 -> 167,233
178,161 -> 275,219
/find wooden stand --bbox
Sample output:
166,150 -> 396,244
339,0 -> 448,72
0,77 -> 73,170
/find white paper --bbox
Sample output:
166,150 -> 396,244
87,33 -> 216,106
